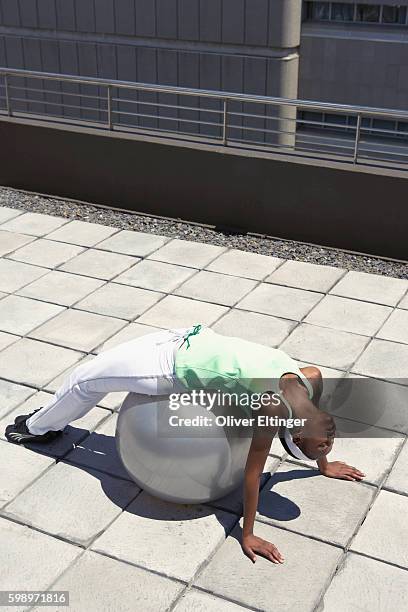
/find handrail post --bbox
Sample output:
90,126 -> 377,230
353,113 -> 362,163
222,98 -> 228,145
4,74 -> 12,116
107,85 -> 113,130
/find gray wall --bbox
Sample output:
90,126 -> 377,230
1,116 -> 406,259
0,1 -> 301,143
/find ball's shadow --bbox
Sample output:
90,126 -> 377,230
21,424 -> 313,535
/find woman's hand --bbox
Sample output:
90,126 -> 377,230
242,534 -> 284,564
319,460 -> 365,481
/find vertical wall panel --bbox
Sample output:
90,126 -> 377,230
59,40 -> 81,118
178,0 -> 199,41
75,0 -> 95,33
96,44 -> 116,126
0,36 -> 6,111
22,37 -> 46,114
1,0 -> 21,26
94,0 -> 115,34
137,47 -> 158,128
200,0 -> 222,43
115,0 -> 136,35
222,55 -> 244,140
40,39 -> 63,117
199,53 -> 222,137
135,0 -> 156,37
243,57 -> 267,143
156,0 -> 177,39
178,51 -> 200,134
55,0 -> 76,31
37,0 -> 57,29
245,0 -> 269,46
157,48 -> 178,131
222,0 -> 245,45
19,0 -> 38,28
116,45 -> 137,127
77,42 -> 100,121
4,36 -> 28,112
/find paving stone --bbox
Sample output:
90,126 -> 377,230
0,517 -> 81,592
138,295 -> 228,328
237,283 -> 322,321
43,354 -> 95,393
212,310 -> 296,347
195,520 -> 342,612
0,338 -> 84,387
46,219 -> 118,246
0,391 -> 110,459
3,461 -> 140,546
0,440 -> 54,506
60,249 -> 137,280
352,338 -> 408,382
290,421 -> 403,486
305,295 -> 392,336
29,309 -> 126,352
398,291 -> 408,309
0,211 -> 68,236
0,379 -> 36,419
267,260 -> 345,292
34,550 -> 184,612
208,456 -> 280,515
92,491 -> 237,581
0,331 -> 19,351
0,295 -> 65,335
0,258 -> 48,293
94,322 -> 162,353
384,441 -> 408,495
206,249 -> 283,280
257,464 -> 375,546
351,489 -> 408,568
322,552 -> 408,612
175,271 -> 257,307
66,414 -> 131,481
0,292 -> 6,300
377,308 -> 408,344
75,283 -> 163,320
280,324 -> 369,370
17,270 -> 105,306
96,229 -> 169,256
330,270 -> 408,306
0,206 -> 23,224
97,391 -> 128,411
175,589 -> 246,611
115,259 -> 196,293
0,229 -> 34,256
148,238 -> 226,268
8,238 -> 84,269
327,375 -> 408,433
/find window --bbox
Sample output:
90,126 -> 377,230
356,4 -> 380,22
331,3 -> 354,21
298,110 -> 408,140
304,2 -> 408,25
382,5 -> 407,24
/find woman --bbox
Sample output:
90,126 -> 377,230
6,324 -> 364,564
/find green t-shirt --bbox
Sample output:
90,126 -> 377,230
174,326 -> 312,414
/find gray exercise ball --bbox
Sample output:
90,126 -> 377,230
116,393 -> 252,504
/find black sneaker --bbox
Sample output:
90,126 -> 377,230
5,412 -> 62,445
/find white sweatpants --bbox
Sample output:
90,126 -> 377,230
26,327 -> 193,435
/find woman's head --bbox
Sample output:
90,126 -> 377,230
282,411 -> 336,461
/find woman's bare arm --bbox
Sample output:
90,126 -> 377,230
241,417 -> 284,564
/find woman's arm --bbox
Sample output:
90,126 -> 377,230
317,456 -> 365,480
241,427 -> 284,564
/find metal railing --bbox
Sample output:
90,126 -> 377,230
1,67 -> 408,170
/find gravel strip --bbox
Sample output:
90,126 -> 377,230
1,186 -> 407,279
